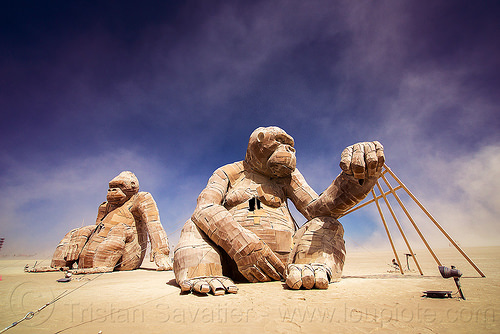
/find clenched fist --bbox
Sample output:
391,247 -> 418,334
340,141 -> 385,179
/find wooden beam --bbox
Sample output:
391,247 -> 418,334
377,178 -> 424,275
371,189 -> 404,275
383,164 -> 485,277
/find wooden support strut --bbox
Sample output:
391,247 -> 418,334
375,181 -> 424,275
340,185 -> 402,217
371,189 -> 404,275
383,164 -> 485,277
378,173 -> 440,268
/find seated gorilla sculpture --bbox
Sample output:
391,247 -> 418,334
26,171 -> 172,274
174,126 -> 384,295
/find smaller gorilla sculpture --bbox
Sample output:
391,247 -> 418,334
173,126 -> 384,295
26,171 -> 172,274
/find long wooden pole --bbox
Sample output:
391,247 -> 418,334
383,164 -> 485,277
371,189 -> 404,275
375,181 -> 424,275
380,169 -> 441,266
340,185 -> 402,217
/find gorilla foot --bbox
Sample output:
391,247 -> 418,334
178,276 -> 238,296
286,263 -> 332,290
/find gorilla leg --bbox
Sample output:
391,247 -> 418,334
174,219 -> 237,295
50,229 -> 78,269
116,232 -> 142,271
71,224 -> 130,274
286,217 -> 345,289
26,226 -> 94,272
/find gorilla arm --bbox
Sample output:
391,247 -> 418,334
287,141 -> 385,219
131,192 -> 172,271
191,167 -> 286,282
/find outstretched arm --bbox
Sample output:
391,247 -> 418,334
192,165 -> 285,282
132,192 -> 172,270
288,141 -> 385,219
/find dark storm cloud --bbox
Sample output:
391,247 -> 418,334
1,1 -> 499,254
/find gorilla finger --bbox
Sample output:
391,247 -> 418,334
363,142 -> 378,177
256,259 -> 281,281
286,265 -> 303,290
339,145 -> 353,174
313,269 -> 329,289
220,277 -> 238,294
67,246 -> 76,261
264,250 -> 286,278
179,280 -> 193,293
373,141 -> 385,170
241,268 -> 259,283
351,143 -> 366,179
193,280 -> 210,294
301,265 -> 315,289
249,266 -> 271,282
208,278 -> 226,296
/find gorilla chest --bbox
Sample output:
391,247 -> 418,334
225,174 -> 294,253
101,206 -> 135,228
225,172 -> 286,208
91,205 -> 137,242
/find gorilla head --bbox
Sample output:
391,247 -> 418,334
107,171 -> 140,205
245,126 -> 296,178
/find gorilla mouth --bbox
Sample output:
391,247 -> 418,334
268,162 -> 294,177
107,193 -> 126,204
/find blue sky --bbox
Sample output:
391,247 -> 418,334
1,1 -> 499,256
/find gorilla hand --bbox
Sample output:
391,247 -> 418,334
153,252 -> 173,271
65,227 -> 94,261
232,233 -> 286,282
340,141 -> 384,179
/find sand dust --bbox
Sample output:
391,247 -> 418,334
1,246 -> 498,333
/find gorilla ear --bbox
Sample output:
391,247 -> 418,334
257,131 -> 265,143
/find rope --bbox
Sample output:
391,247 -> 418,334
1,197 -> 187,333
0,289 -> 68,334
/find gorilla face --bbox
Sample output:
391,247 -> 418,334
245,126 -> 296,178
107,171 -> 139,205
107,183 -> 128,205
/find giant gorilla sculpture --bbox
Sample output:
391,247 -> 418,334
174,126 -> 384,294
26,171 -> 172,274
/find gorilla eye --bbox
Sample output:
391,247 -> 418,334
275,134 -> 294,146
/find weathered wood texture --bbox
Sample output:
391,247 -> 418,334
174,126 -> 384,294
27,171 -> 172,274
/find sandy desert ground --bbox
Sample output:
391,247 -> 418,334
0,246 -> 498,333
